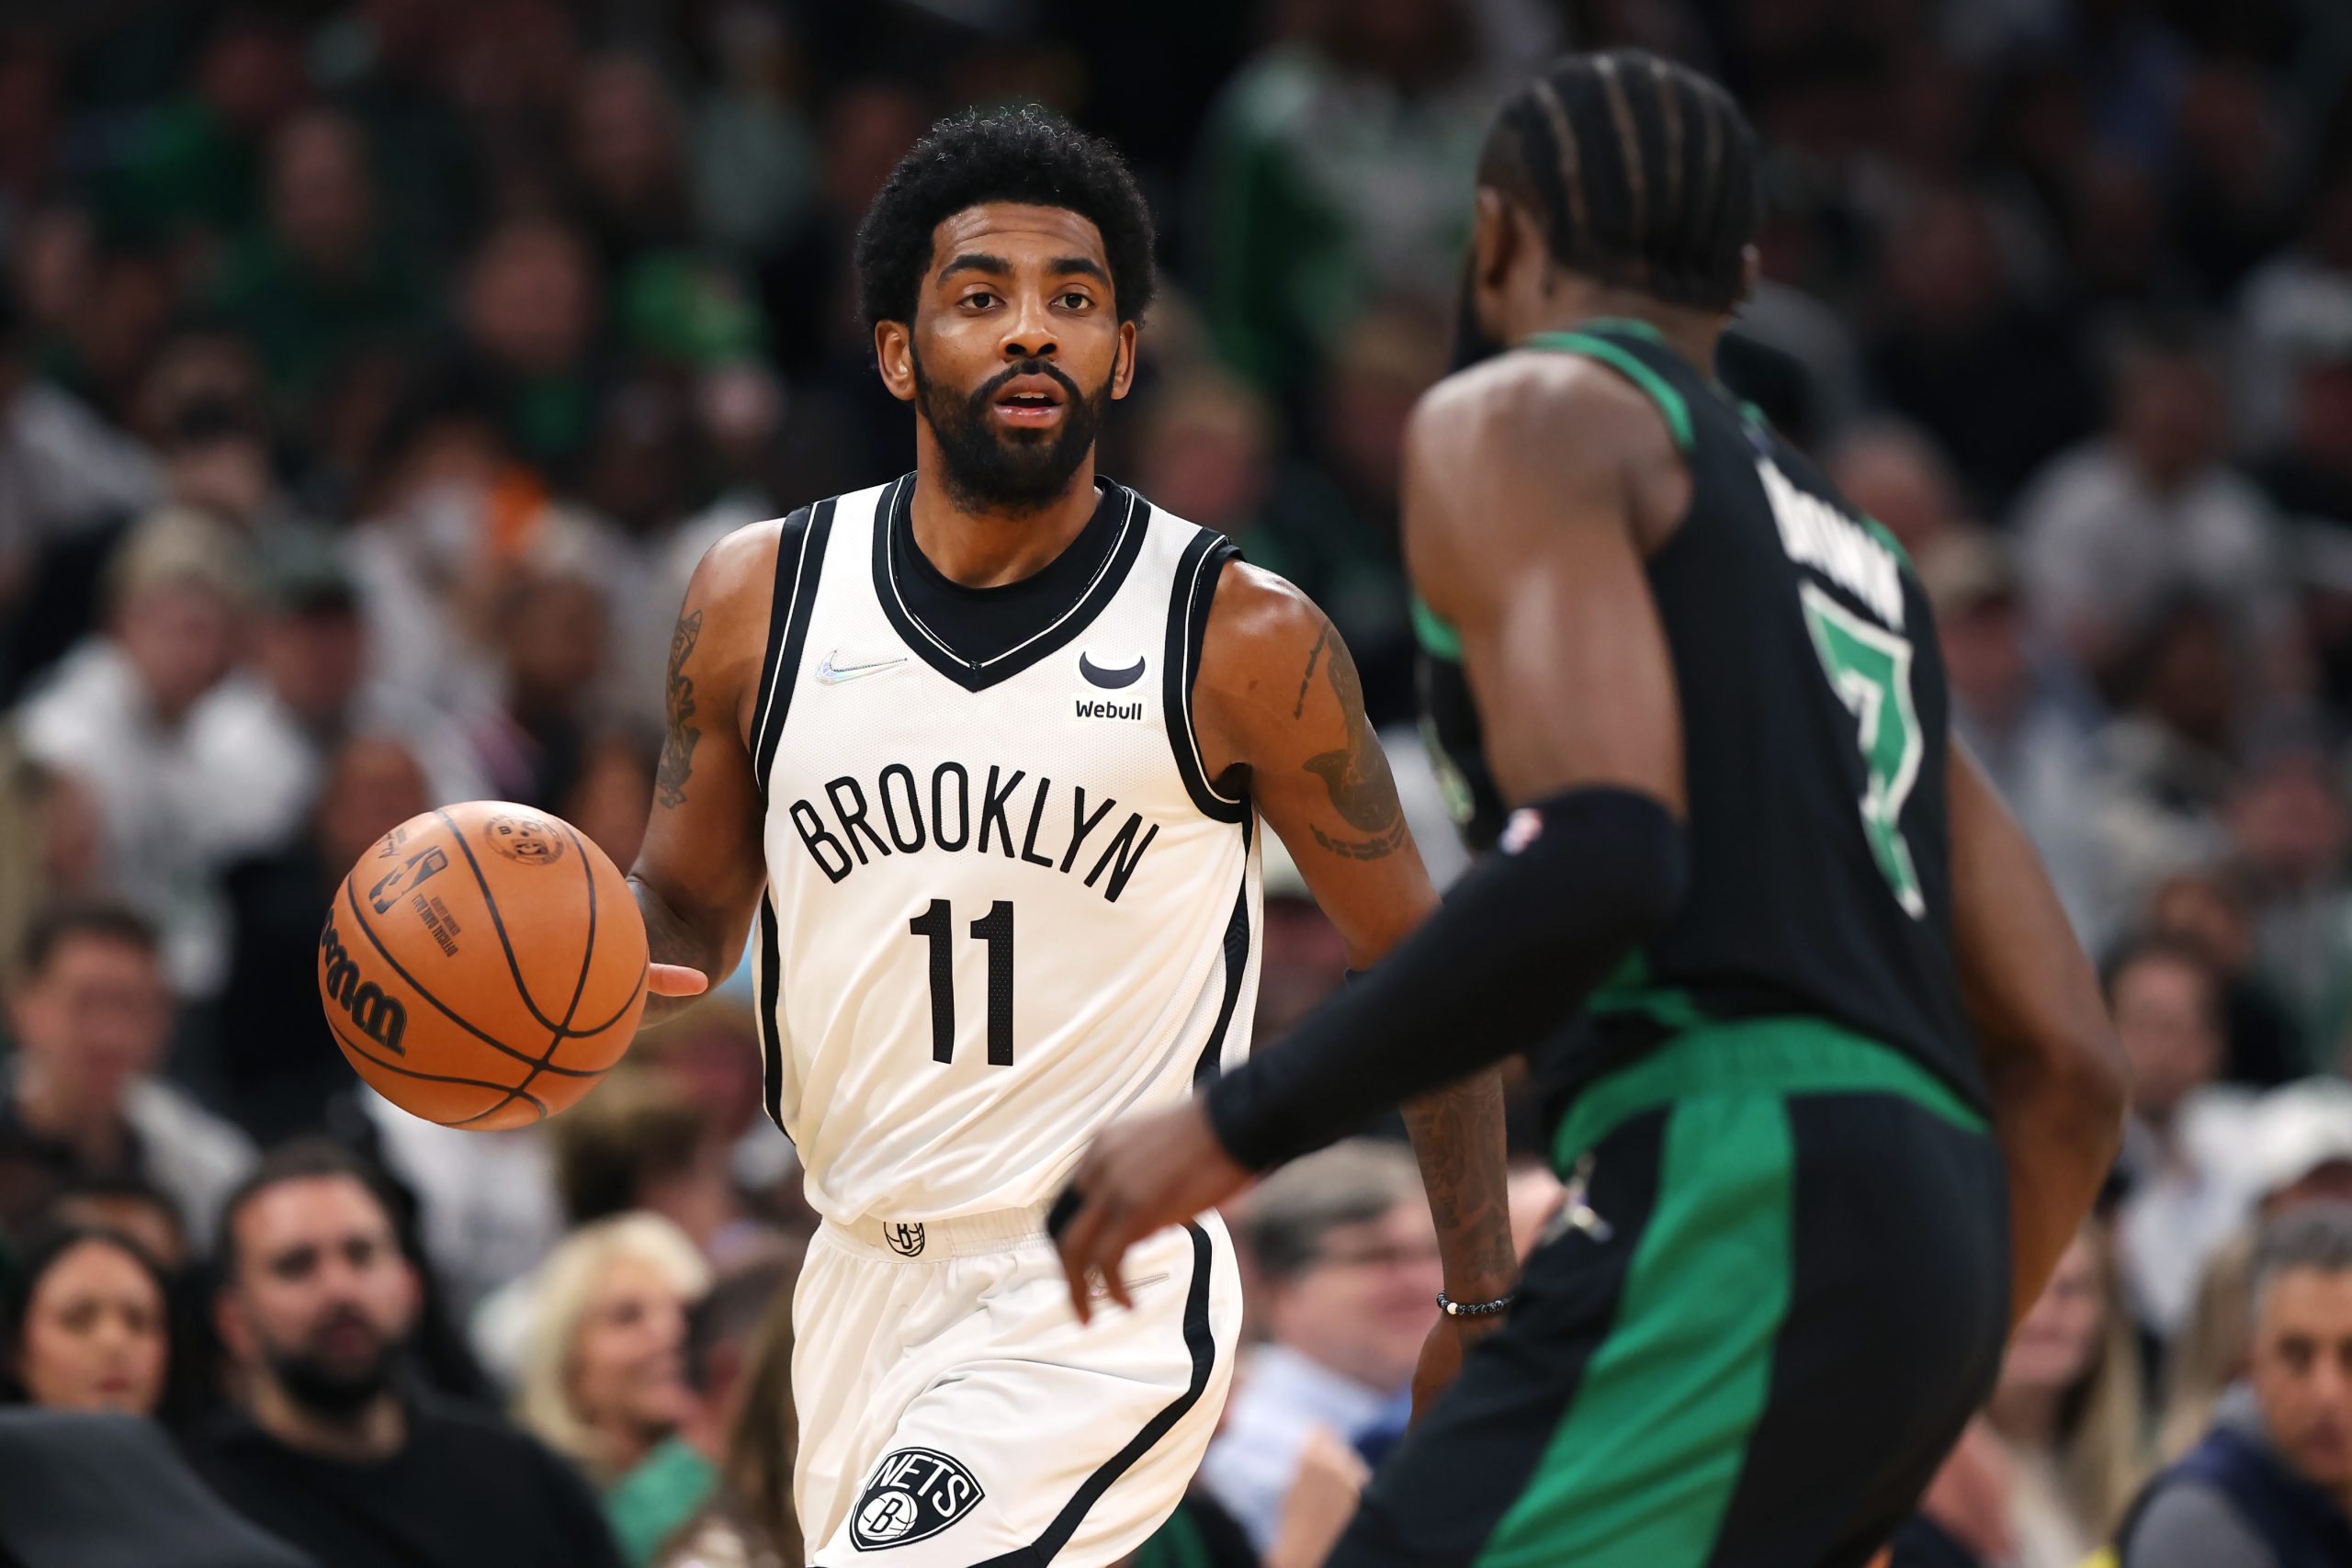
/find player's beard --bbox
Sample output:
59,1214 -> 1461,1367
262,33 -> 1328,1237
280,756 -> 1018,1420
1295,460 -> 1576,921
910,348 -> 1113,516
264,1315 -> 401,1417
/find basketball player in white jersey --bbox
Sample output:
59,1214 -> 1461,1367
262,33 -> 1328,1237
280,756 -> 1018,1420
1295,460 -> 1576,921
625,107 -> 1514,1567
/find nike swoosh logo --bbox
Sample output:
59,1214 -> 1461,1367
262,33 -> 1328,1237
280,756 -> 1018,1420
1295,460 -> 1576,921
815,651 -> 908,685
1080,652 -> 1146,689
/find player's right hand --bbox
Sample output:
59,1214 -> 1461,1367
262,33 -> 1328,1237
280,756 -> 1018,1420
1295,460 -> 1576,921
1053,1100 -> 1252,1324
647,963 -> 709,997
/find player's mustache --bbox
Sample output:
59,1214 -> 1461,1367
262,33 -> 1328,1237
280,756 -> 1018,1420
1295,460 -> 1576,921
971,359 -> 1085,408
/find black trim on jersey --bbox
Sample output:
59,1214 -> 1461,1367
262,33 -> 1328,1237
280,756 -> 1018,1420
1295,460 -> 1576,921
1193,871 -> 1254,1089
1163,531 -> 1249,823
756,893 -> 784,1130
873,473 -> 1150,694
967,1222 -> 1217,1568
748,499 -> 837,804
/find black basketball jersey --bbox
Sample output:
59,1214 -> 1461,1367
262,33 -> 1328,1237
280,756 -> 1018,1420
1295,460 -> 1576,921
1420,319 -> 1988,1120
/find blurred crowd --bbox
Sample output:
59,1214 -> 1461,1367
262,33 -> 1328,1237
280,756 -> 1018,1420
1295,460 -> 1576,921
3,0 -> 2352,1565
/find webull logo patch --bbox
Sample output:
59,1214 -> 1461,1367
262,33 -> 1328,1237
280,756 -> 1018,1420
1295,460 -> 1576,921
319,916 -> 409,1055
1072,698 -> 1144,722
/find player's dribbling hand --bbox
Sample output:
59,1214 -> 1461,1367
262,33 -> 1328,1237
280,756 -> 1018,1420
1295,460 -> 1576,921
647,964 -> 709,997
1053,1100 -> 1251,1324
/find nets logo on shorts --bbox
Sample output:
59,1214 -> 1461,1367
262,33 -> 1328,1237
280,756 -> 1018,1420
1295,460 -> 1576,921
849,1447 -> 984,1551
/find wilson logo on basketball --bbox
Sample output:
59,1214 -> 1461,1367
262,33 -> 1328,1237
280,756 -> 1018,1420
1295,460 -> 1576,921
318,917 -> 410,1055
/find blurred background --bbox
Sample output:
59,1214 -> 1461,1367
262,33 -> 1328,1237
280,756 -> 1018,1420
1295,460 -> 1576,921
4,2 -> 2352,1566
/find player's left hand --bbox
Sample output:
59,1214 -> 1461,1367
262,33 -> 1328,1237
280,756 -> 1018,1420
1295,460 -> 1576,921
1409,1313 -> 1503,1422
1054,1100 -> 1252,1324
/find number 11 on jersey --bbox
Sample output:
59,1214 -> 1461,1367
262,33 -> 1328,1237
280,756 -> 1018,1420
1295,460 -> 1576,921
909,900 -> 1016,1065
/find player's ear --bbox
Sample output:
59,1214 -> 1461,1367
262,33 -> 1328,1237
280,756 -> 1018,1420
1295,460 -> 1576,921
874,320 -> 918,404
1472,187 -> 1515,294
1110,319 -> 1138,400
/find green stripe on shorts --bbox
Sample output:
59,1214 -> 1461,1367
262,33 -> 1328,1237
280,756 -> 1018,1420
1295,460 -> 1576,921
1555,1015 -> 1988,1172
1474,1092 -> 1796,1567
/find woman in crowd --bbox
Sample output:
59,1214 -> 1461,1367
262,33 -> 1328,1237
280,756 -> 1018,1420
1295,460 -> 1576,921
654,1279 -> 802,1568
1902,1221 -> 2152,1568
2,1224 -> 174,1416
1984,1221 -> 2152,1567
515,1213 -> 712,1549
2155,1227 -> 2256,1461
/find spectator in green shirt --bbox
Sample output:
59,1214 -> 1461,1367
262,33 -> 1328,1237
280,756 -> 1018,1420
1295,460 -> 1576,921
209,108 -> 430,409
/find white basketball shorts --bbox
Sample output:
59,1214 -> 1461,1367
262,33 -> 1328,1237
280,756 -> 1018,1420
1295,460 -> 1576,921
793,1204 -> 1243,1567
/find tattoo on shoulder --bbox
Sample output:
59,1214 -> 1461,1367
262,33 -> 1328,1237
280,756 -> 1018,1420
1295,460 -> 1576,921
654,609 -> 705,810
1292,623 -> 1329,719
1300,625 -> 1407,860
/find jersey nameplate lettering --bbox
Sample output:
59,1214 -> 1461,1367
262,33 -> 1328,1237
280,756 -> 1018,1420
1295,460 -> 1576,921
1758,457 -> 1904,630
786,761 -> 1159,902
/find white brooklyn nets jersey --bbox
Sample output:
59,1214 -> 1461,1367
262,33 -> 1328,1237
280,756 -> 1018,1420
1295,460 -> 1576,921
747,474 -> 1262,1225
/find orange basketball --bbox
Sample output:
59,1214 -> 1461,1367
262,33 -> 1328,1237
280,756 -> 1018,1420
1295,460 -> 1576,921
317,801 -> 649,1130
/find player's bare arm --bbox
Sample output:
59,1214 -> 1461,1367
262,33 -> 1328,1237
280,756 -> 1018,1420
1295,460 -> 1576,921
628,521 -> 784,1024
1191,560 -> 1518,1404
1056,354 -> 1693,1307
1946,744 -> 2129,1326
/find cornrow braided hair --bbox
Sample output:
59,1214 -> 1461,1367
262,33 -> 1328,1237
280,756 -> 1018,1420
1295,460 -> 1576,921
1479,50 -> 1758,313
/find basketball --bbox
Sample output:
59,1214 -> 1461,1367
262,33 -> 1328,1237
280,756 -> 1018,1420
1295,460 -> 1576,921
317,801 -> 650,1130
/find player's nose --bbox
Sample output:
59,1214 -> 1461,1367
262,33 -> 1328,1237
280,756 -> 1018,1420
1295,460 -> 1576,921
999,291 -> 1057,360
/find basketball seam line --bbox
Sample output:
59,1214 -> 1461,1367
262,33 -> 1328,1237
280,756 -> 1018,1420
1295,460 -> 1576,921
431,808 -> 639,1038
327,1014 -> 551,1119
340,879 -> 601,1077
457,820 -> 616,1127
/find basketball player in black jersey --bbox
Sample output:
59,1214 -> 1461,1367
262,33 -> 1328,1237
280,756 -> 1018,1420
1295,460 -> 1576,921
1057,52 -> 2129,1567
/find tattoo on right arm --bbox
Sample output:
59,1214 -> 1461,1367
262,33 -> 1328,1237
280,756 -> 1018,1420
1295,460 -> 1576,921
654,609 -> 705,810
1402,1074 -> 1517,1299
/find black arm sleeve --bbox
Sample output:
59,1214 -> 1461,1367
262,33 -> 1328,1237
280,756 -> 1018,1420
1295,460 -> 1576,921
1206,786 -> 1687,1172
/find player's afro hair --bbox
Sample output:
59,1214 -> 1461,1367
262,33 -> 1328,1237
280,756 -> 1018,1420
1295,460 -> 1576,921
854,106 -> 1157,333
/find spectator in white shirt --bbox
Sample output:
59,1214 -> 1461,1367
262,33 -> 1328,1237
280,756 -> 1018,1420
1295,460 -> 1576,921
2109,933 -> 2261,1340
0,902 -> 252,1247
16,508 -> 259,992
2016,323 -> 2284,688
1200,1140 -> 1440,1553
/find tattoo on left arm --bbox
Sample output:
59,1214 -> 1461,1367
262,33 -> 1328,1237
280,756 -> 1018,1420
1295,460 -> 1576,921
654,609 -> 705,810
1292,623 -> 1329,719
1402,1074 -> 1519,1299
1301,626 -> 1408,860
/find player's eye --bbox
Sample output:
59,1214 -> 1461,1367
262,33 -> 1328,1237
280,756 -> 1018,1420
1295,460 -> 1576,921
1060,291 -> 1091,310
963,290 -> 998,310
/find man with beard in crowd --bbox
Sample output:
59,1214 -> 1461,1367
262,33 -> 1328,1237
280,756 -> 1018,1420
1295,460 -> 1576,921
184,1141 -> 625,1568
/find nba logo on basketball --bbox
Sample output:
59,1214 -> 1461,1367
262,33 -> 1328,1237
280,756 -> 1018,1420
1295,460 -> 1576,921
849,1448 -> 983,1550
